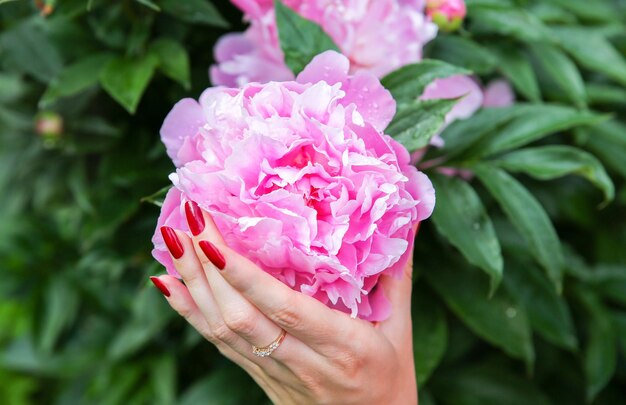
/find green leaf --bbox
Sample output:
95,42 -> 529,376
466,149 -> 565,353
135,0 -> 160,11
474,165 -> 564,290
440,104 -> 535,156
160,0 -> 228,28
504,257 -> 577,350
99,55 -> 158,114
429,35 -> 498,75
426,262 -> 534,365
151,356 -> 176,405
478,105 -> 604,157
613,312 -> 626,358
552,27 -> 626,88
108,287 -> 173,360
151,38 -> 191,90
179,367 -> 265,405
431,174 -> 503,293
544,0 -> 618,22
40,53 -> 114,108
576,289 -> 616,401
0,18 -> 63,83
585,265 -> 626,307
412,286 -> 447,385
469,7 -> 556,43
530,3 -> 577,24
466,0 -> 515,8
140,186 -> 172,207
529,43 -> 586,108
586,83 -> 626,106
488,46 -> 541,102
430,363 -> 552,405
579,121 -> 626,180
0,73 -> 27,104
274,0 -> 340,76
492,145 -> 614,205
381,59 -> 471,102
39,279 -> 79,353
386,99 -> 457,152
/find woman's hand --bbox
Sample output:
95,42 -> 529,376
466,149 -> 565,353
151,201 -> 417,405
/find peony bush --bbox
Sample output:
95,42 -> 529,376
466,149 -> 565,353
1,0 -> 625,404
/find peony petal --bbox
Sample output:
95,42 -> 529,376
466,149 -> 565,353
160,99 -> 205,167
296,50 -> 350,85
420,74 -> 483,123
482,79 -> 515,108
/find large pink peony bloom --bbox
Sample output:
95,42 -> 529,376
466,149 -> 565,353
153,51 -> 435,321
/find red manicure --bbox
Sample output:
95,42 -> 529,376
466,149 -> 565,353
185,201 -> 205,236
199,240 -> 226,270
161,226 -> 184,259
150,276 -> 171,297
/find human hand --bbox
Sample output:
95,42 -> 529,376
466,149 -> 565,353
151,201 -> 417,405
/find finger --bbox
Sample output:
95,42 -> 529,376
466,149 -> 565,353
150,275 -> 286,397
160,226 -> 296,377
185,202 -> 366,351
149,275 -> 239,359
183,203 -> 324,366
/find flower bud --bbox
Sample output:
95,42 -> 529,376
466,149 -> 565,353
35,112 -> 63,147
426,0 -> 466,32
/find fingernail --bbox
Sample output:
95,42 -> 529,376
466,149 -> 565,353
185,201 -> 205,236
161,226 -> 184,259
199,240 -> 226,270
150,276 -> 170,297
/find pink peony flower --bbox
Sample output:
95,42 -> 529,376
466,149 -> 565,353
482,79 -> 515,108
425,0 -> 466,32
211,0 -> 438,85
153,51 -> 435,321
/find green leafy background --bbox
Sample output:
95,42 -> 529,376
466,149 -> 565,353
1,0 -> 625,404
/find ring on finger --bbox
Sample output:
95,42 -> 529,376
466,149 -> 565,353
252,329 -> 286,357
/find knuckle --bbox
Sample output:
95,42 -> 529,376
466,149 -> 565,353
272,299 -> 301,330
336,352 -> 365,379
176,305 -> 196,322
222,309 -> 257,337
298,372 -> 325,400
179,268 -> 205,288
211,322 -> 235,344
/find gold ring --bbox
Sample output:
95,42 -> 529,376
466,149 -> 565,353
252,329 -> 286,357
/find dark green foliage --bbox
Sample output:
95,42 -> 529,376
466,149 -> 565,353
1,0 -> 625,404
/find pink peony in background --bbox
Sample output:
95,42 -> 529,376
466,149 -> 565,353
153,51 -> 435,321
210,0 -> 484,140
212,0 -> 437,85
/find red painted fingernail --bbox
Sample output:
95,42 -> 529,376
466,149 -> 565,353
185,201 -> 205,236
161,226 -> 184,259
150,276 -> 170,297
199,240 -> 226,270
